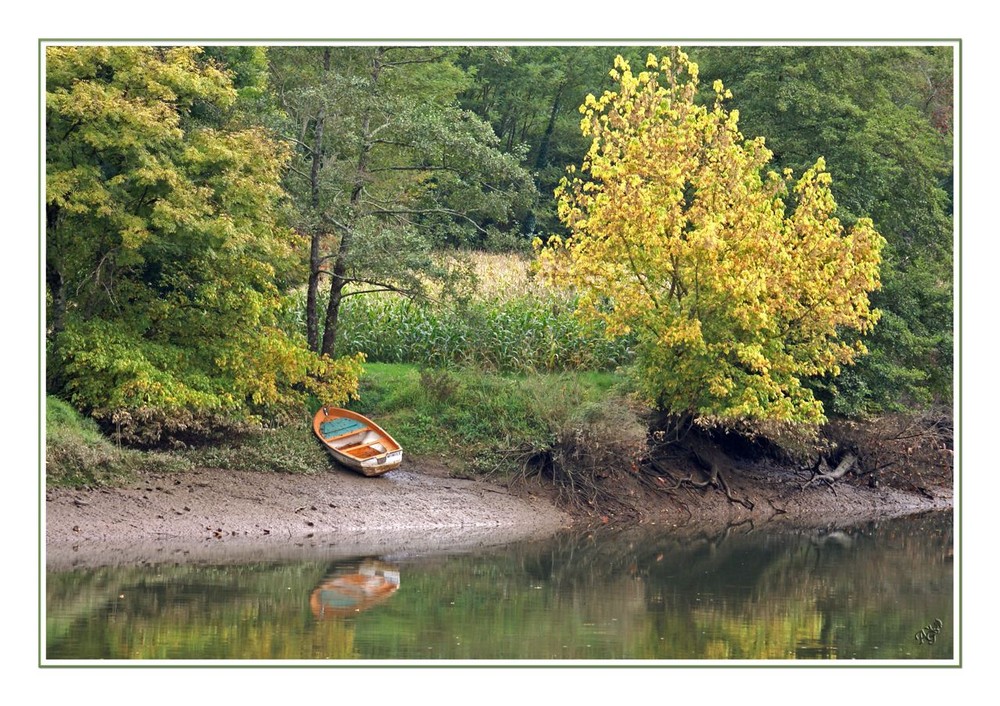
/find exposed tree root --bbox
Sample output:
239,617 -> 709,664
653,443 -> 755,511
693,443 -> 755,510
822,410 -> 953,494
644,458 -> 693,520
765,497 -> 788,516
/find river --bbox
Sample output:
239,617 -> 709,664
45,510 -> 954,662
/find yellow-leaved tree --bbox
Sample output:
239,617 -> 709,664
537,51 -> 885,424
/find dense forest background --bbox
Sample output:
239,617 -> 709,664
44,44 -> 954,446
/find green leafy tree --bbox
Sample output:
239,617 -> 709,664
46,46 -> 362,444
270,46 -> 537,357
537,51 -> 885,423
459,45 -> 659,237
694,46 -> 954,414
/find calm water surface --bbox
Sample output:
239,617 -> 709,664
46,511 -> 953,661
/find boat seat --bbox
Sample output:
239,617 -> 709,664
345,444 -> 384,459
320,417 -> 369,440
339,442 -> 371,452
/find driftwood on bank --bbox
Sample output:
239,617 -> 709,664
801,452 -> 857,490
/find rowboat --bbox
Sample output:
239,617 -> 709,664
313,406 -> 403,476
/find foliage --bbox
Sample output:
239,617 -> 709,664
200,46 -> 278,125
537,51 -> 885,424
333,293 -> 632,373
458,46 -> 659,237
45,46 -> 363,444
694,46 -> 953,414
269,46 -> 537,356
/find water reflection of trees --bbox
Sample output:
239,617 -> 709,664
47,561 -> 358,659
46,513 -> 953,660
513,512 -> 953,659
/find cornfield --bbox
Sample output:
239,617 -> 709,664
328,252 -> 633,372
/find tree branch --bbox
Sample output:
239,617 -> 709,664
370,138 -> 420,150
369,207 -> 487,233
340,285 -> 415,299
285,164 -> 313,182
380,50 -> 449,67
281,134 -> 317,155
368,165 -> 462,174
341,276 -> 433,302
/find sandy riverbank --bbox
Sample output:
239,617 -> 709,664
45,456 -> 952,569
44,463 -> 571,568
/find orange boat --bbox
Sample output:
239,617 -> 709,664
313,406 -> 403,476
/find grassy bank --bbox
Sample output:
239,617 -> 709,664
345,363 -> 644,475
45,364 -> 645,485
46,250 -> 645,487
45,397 -> 191,487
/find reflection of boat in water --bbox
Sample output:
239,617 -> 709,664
310,559 -> 401,619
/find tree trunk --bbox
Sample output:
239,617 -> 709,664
46,262 -> 65,339
306,48 -> 331,353
45,231 -> 67,392
306,230 -> 322,352
534,83 -> 563,171
320,230 -> 354,358
523,82 -> 564,235
320,48 -> 383,358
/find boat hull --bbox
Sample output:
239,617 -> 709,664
312,406 -> 403,476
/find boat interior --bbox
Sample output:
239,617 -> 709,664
331,430 -> 389,459
321,418 -> 399,460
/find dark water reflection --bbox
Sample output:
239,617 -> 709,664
46,511 -> 954,661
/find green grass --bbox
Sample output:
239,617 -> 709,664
182,363 -> 633,477
345,363 -> 638,475
180,420 -> 334,474
46,362 -> 643,487
45,397 -> 192,487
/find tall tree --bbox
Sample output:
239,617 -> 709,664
271,46 -> 537,357
46,46 -> 362,444
537,51 -> 885,423
693,45 -> 954,414
459,45 -> 658,237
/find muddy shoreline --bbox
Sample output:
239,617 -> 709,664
45,457 -> 953,569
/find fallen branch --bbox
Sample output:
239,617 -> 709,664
801,453 -> 857,490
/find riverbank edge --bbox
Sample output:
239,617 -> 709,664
44,448 -> 954,570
